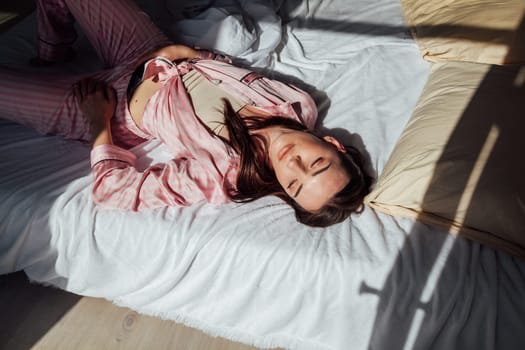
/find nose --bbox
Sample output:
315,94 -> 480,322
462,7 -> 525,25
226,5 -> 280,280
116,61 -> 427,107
287,155 -> 306,172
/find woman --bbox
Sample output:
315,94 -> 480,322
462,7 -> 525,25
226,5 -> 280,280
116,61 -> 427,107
0,0 -> 371,227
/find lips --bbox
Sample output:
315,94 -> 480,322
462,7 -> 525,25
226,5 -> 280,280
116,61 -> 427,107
278,144 -> 294,161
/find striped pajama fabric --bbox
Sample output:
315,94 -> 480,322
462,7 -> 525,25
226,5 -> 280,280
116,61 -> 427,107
0,0 -> 170,144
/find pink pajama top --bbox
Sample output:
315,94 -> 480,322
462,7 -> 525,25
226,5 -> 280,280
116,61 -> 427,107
90,58 -> 318,211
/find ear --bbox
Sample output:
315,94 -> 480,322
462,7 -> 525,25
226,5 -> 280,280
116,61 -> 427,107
323,136 -> 347,153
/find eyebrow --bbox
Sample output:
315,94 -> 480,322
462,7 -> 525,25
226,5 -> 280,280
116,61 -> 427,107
293,163 -> 332,198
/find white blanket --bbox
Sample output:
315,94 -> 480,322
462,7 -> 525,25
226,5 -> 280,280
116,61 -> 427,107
1,0 -> 525,349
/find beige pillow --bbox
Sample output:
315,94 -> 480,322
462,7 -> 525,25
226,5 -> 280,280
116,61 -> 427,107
366,61 -> 525,257
400,0 -> 525,65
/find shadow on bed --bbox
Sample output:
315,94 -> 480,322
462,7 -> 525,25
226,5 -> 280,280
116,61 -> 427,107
280,0 -> 522,45
363,18 -> 525,349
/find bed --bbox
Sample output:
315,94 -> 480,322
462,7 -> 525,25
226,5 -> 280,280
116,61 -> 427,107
1,0 -> 525,349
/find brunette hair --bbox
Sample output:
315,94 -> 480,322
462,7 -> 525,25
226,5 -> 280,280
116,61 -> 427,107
223,101 -> 372,227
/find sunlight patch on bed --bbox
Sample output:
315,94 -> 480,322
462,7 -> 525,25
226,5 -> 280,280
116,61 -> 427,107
403,233 -> 456,350
453,124 -> 499,223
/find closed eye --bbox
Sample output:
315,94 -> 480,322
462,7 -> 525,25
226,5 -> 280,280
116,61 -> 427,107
287,179 -> 297,189
312,163 -> 331,177
310,157 -> 322,168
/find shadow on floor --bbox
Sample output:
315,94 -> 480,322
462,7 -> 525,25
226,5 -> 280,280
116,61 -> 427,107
0,272 -> 81,350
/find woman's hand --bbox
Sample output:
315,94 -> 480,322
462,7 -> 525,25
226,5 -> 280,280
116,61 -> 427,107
142,44 -> 233,64
142,44 -> 200,63
73,78 -> 116,146
193,47 -> 232,64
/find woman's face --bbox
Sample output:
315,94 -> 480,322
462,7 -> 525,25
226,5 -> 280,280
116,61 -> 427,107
265,128 -> 351,212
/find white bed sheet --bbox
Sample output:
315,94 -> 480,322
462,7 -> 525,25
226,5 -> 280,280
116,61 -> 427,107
1,0 -> 525,349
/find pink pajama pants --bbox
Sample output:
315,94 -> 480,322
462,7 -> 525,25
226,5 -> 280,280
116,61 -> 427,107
0,0 -> 171,147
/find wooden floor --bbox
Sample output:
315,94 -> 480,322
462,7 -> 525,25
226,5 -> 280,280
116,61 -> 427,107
0,272 -> 279,350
